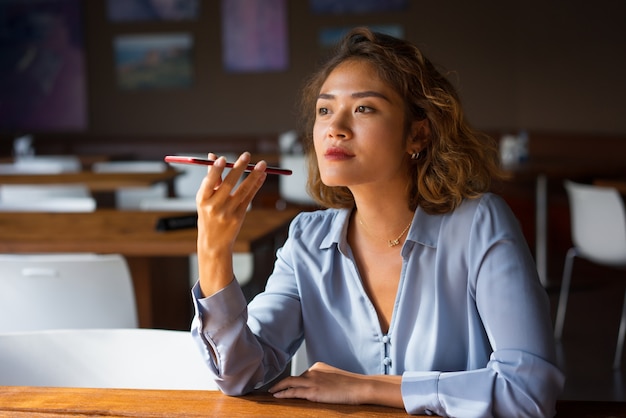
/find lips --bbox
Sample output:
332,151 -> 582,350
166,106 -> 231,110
324,147 -> 355,160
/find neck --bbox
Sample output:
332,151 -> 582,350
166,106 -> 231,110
351,200 -> 414,249
348,180 -> 415,247
352,189 -> 414,227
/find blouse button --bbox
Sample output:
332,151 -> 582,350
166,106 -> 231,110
383,357 -> 392,366
382,335 -> 390,344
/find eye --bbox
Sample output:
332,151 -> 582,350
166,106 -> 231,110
356,105 -> 372,113
317,107 -> 329,115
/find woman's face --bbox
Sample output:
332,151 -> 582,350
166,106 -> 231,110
313,60 -> 415,191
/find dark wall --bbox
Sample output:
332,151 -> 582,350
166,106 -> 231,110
80,0 -> 626,137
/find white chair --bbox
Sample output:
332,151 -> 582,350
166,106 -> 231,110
0,197 -> 97,212
92,160 -> 168,210
0,184 -> 90,200
0,184 -> 96,212
278,154 -> 316,206
188,253 -> 253,287
0,253 -> 138,332
0,328 -> 217,390
92,161 -> 168,174
140,196 -> 196,211
0,163 -> 29,174
13,155 -> 82,173
554,180 -> 626,369
291,342 -> 309,376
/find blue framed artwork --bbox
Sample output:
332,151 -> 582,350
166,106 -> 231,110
0,0 -> 88,132
221,0 -> 288,73
107,0 -> 200,22
114,33 -> 194,90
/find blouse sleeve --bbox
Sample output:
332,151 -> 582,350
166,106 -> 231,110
401,195 -> 565,417
190,222 -> 304,396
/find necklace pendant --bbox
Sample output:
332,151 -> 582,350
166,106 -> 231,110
388,239 -> 400,247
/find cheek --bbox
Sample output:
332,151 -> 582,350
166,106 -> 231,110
312,124 -> 324,152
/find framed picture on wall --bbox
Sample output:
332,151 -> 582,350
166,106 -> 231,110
107,0 -> 200,22
221,0 -> 288,73
114,33 -> 194,90
0,0 -> 88,132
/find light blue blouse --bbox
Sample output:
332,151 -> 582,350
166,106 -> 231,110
191,193 -> 565,417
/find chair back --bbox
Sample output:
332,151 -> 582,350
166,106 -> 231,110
564,180 -> 626,265
14,155 -> 81,173
0,328 -> 216,390
0,184 -> 95,212
91,160 -> 167,173
0,253 -> 138,332
291,341 -> 309,376
0,197 -> 97,212
279,154 -> 316,205
92,161 -> 168,209
139,196 -> 196,211
0,184 -> 90,200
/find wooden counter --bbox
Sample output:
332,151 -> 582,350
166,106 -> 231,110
0,386 -> 623,417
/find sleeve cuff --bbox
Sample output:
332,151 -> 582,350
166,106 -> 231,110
401,371 -> 441,415
191,280 -> 248,334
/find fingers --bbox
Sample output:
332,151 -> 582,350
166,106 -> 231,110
196,152 -> 268,214
268,376 -> 296,394
234,160 -> 267,211
206,152 -> 224,189
196,153 -> 226,203
269,374 -> 331,403
268,376 -> 311,400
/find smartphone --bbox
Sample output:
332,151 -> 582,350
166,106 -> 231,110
164,155 -> 292,176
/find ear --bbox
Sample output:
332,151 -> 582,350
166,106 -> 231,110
405,119 -> 431,155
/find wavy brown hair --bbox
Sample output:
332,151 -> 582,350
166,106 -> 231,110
298,27 -> 506,215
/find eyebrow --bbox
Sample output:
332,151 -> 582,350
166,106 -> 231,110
317,91 -> 391,102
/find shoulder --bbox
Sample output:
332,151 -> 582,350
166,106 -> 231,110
431,193 -> 520,243
446,193 -> 515,225
288,208 -> 346,240
456,192 -> 508,214
290,208 -> 342,229
449,193 -> 524,245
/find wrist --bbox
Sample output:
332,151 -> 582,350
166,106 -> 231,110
359,375 -> 404,409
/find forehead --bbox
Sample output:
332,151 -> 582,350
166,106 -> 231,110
322,59 -> 386,89
319,59 -> 404,109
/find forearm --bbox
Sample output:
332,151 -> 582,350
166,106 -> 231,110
359,374 -> 404,409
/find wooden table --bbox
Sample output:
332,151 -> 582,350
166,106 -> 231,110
502,158 -> 626,287
0,387 -> 408,417
0,208 -> 300,329
0,169 -> 180,193
1,386 -> 624,417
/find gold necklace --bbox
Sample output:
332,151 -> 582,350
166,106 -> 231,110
358,216 -> 413,247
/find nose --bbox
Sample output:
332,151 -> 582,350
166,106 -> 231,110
327,111 -> 351,140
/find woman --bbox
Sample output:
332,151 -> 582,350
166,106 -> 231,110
191,27 -> 564,417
